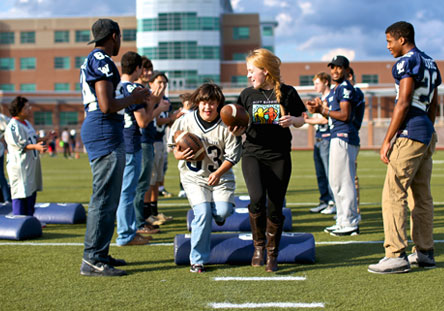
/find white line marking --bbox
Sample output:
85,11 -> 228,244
0,242 -> 174,246
213,276 -> 306,281
209,302 -> 325,309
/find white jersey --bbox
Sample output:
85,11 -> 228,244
168,110 -> 242,206
5,118 -> 42,199
0,113 -> 11,155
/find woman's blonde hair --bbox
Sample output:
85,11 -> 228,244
246,48 -> 282,103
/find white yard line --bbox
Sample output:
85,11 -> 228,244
213,276 -> 306,281
209,302 -> 325,309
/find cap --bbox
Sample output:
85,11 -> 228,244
88,18 -> 120,45
149,71 -> 169,83
328,55 -> 350,68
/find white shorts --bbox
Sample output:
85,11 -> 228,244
150,141 -> 166,186
181,173 -> 235,207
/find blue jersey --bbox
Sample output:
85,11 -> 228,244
327,79 -> 360,146
352,87 -> 365,131
153,97 -> 172,142
393,47 -> 442,145
80,48 -> 122,161
315,94 -> 331,140
115,81 -> 146,154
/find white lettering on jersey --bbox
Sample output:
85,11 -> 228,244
343,89 -> 351,99
93,52 -> 106,60
397,61 -> 405,75
98,64 -> 113,78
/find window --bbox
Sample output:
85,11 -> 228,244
75,30 -> 90,42
300,75 -> 315,86
60,111 -> 78,126
0,84 -> 14,91
54,57 -> 70,69
75,56 -> 86,69
20,83 -> 36,91
233,53 -> 247,61
20,31 -> 35,44
0,32 -> 14,44
231,76 -> 248,86
75,83 -> 81,91
233,27 -> 250,40
262,26 -> 273,36
54,30 -> 69,43
0,58 -> 15,70
362,74 -> 378,84
140,41 -> 218,60
20,57 -> 36,70
54,83 -> 70,91
34,111 -> 53,125
138,14 -> 219,32
122,29 -> 136,41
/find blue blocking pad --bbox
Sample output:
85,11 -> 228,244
187,207 -> 292,232
0,202 -> 12,215
33,203 -> 86,224
174,232 -> 315,265
0,215 -> 42,240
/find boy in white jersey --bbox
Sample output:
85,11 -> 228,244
5,96 -> 46,215
168,83 -> 242,273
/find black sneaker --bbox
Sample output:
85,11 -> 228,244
190,264 -> 205,273
80,259 -> 128,277
107,255 -> 127,266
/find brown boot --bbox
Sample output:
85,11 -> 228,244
249,211 -> 266,267
265,217 -> 284,272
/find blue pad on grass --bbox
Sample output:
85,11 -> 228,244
0,202 -> 12,215
34,203 -> 86,224
0,215 -> 42,240
174,232 -> 315,265
187,207 -> 292,232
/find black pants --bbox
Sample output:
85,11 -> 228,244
242,153 -> 291,224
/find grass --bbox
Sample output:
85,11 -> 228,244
1,150 -> 444,310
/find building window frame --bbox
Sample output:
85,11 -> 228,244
20,57 -> 36,70
20,31 -> 35,44
0,58 -> 15,71
233,27 -> 250,40
362,74 -> 379,84
0,32 -> 14,44
54,30 -> 70,43
300,75 -> 315,86
54,83 -> 70,92
54,57 -> 70,70
75,30 -> 90,43
34,111 -> 53,126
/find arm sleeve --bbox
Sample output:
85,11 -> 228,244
5,121 -> 27,153
223,129 -> 242,165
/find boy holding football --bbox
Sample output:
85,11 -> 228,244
168,83 -> 242,273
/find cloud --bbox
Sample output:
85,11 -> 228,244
263,0 -> 288,8
321,49 -> 356,62
231,0 -> 242,10
298,2 -> 314,15
274,12 -> 294,36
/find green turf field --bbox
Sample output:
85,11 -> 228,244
1,150 -> 444,310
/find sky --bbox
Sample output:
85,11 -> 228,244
0,0 -> 443,62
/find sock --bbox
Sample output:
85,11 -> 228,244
150,201 -> 158,216
143,202 -> 152,219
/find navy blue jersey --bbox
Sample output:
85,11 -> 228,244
153,97 -> 172,142
327,79 -> 360,146
80,48 -> 123,161
352,87 -> 365,131
393,47 -> 442,145
315,95 -> 331,140
115,81 -> 146,154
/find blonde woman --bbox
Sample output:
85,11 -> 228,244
234,48 -> 305,272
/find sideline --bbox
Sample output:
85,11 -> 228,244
209,302 -> 325,309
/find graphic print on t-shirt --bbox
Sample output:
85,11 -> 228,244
252,103 -> 282,124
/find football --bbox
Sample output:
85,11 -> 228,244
220,104 -> 249,127
173,130 -> 205,161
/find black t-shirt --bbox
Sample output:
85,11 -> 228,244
236,84 -> 306,160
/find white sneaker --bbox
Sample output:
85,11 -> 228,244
368,255 -> 411,274
309,202 -> 328,213
324,224 -> 340,233
330,225 -> 359,236
321,204 -> 336,215
408,250 -> 436,268
178,190 -> 187,198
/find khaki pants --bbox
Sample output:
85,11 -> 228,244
382,133 -> 437,257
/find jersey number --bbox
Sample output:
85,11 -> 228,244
186,145 -> 223,173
